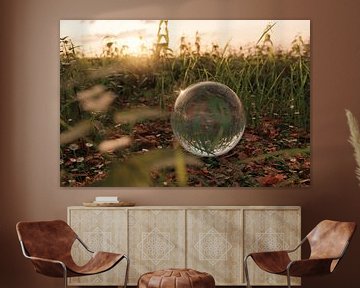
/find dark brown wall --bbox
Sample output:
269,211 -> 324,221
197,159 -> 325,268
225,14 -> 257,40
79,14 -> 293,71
1,0 -> 360,287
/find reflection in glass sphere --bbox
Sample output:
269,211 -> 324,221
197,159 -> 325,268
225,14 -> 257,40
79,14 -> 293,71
171,81 -> 246,157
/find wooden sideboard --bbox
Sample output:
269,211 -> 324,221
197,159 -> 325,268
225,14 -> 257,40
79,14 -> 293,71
67,206 -> 301,286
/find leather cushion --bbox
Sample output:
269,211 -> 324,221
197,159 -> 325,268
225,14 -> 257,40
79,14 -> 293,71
138,269 -> 215,288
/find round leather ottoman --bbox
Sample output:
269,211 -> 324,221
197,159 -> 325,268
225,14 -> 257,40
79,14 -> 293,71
138,268 -> 215,288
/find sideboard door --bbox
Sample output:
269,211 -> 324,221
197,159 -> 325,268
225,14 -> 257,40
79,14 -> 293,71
243,208 -> 301,286
68,208 -> 128,286
128,209 -> 186,284
186,209 -> 243,285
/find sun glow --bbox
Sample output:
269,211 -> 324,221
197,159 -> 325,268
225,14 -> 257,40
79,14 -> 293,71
60,20 -> 310,57
100,36 -> 148,56
114,36 -> 152,56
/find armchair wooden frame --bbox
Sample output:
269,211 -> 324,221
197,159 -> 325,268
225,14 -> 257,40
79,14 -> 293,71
244,220 -> 356,288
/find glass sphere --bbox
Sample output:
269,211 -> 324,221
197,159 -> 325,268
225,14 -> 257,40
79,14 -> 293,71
171,81 -> 246,157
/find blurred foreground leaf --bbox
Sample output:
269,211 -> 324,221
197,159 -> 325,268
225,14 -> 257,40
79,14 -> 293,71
60,120 -> 93,145
98,136 -> 132,153
77,85 -> 116,112
174,147 -> 187,186
114,108 -> 169,125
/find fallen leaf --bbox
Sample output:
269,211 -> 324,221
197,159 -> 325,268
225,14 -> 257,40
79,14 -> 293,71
257,174 -> 286,186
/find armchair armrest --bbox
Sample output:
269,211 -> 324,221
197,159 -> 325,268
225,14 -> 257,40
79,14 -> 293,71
287,239 -> 350,277
25,255 -> 67,277
25,255 -> 65,266
247,251 -> 292,274
246,236 -> 306,259
287,258 -> 336,277
19,240 -> 67,277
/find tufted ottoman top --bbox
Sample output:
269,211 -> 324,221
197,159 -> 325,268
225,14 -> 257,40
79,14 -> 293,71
138,268 -> 215,288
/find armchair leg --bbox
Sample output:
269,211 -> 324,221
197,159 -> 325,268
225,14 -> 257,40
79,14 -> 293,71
244,255 -> 252,288
123,255 -> 130,288
62,264 -> 68,288
286,269 -> 291,288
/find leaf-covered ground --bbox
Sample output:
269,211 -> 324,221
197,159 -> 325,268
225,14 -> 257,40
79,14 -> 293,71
61,115 -> 310,187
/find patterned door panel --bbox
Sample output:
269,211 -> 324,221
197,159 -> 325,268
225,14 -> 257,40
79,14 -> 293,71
68,208 -> 127,286
187,209 -> 243,285
128,209 -> 186,284
244,209 -> 301,286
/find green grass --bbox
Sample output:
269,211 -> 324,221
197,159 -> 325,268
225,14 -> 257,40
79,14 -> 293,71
60,37 -> 310,133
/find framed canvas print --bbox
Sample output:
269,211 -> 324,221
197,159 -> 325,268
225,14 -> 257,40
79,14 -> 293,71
60,20 -> 310,187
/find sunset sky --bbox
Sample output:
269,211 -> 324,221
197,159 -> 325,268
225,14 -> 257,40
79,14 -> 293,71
60,20 -> 310,57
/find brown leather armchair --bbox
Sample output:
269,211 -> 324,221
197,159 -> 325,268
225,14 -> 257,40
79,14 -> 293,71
244,220 -> 356,288
16,220 -> 129,288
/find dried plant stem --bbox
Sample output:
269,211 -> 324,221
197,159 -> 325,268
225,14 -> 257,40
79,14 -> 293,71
346,109 -> 360,186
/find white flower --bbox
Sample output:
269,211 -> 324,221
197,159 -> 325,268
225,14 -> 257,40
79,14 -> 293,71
69,143 -> 79,151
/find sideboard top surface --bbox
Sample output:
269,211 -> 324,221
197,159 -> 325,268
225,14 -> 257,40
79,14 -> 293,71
68,206 -> 301,210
